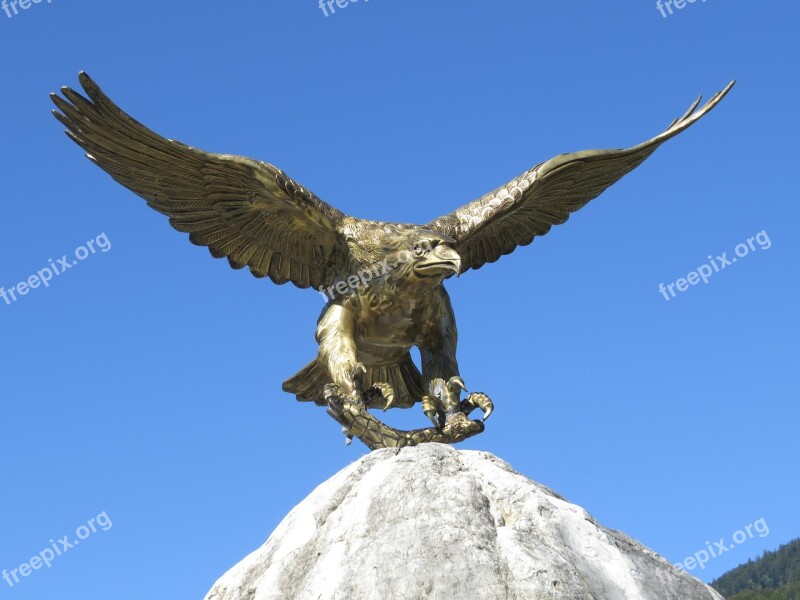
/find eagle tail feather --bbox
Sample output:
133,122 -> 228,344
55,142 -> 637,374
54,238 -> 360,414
282,355 -> 424,409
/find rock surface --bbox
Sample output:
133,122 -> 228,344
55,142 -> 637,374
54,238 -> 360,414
204,444 -> 723,600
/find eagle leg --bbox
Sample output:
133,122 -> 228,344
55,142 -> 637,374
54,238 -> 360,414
324,384 -> 485,451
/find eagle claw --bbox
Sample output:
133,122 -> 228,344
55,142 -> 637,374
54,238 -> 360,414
461,392 -> 494,422
429,377 -> 494,423
325,384 -> 486,450
364,382 -> 397,411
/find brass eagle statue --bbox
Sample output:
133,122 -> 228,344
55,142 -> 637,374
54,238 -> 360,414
51,73 -> 734,450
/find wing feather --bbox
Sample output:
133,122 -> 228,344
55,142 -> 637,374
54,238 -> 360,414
52,72 -> 350,290
428,82 -> 734,273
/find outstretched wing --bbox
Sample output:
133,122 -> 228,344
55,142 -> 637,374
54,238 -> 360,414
427,81 -> 735,274
52,72 -> 350,290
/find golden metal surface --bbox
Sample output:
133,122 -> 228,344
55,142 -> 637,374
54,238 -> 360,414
52,73 -> 734,449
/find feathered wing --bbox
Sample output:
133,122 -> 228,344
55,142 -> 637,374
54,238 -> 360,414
427,81 -> 735,274
51,72 -> 351,290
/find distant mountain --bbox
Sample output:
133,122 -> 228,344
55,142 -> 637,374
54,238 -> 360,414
711,538 -> 800,600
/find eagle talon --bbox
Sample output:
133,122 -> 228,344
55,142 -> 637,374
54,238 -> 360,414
324,377 -> 488,449
364,382 -> 397,411
421,394 -> 443,429
425,410 -> 440,429
461,392 -> 494,422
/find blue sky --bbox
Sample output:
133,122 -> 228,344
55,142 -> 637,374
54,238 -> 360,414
0,0 -> 797,597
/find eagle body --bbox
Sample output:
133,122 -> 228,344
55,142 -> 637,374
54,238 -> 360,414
285,224 -> 462,409
51,73 -> 734,445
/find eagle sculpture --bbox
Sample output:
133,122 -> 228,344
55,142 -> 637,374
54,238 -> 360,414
51,73 -> 734,449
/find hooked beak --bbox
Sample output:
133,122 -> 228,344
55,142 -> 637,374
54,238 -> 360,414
414,245 -> 462,278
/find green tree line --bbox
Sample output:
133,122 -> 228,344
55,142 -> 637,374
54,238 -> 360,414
712,539 -> 800,600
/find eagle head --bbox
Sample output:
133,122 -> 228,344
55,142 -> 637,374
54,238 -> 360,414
410,232 -> 461,279
346,224 -> 462,294
375,229 -> 461,284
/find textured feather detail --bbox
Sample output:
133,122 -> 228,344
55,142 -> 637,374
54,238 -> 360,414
427,82 -> 735,273
52,72 -> 352,290
283,354 -> 424,408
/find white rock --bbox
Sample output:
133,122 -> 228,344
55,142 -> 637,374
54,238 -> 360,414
204,444 -> 723,600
